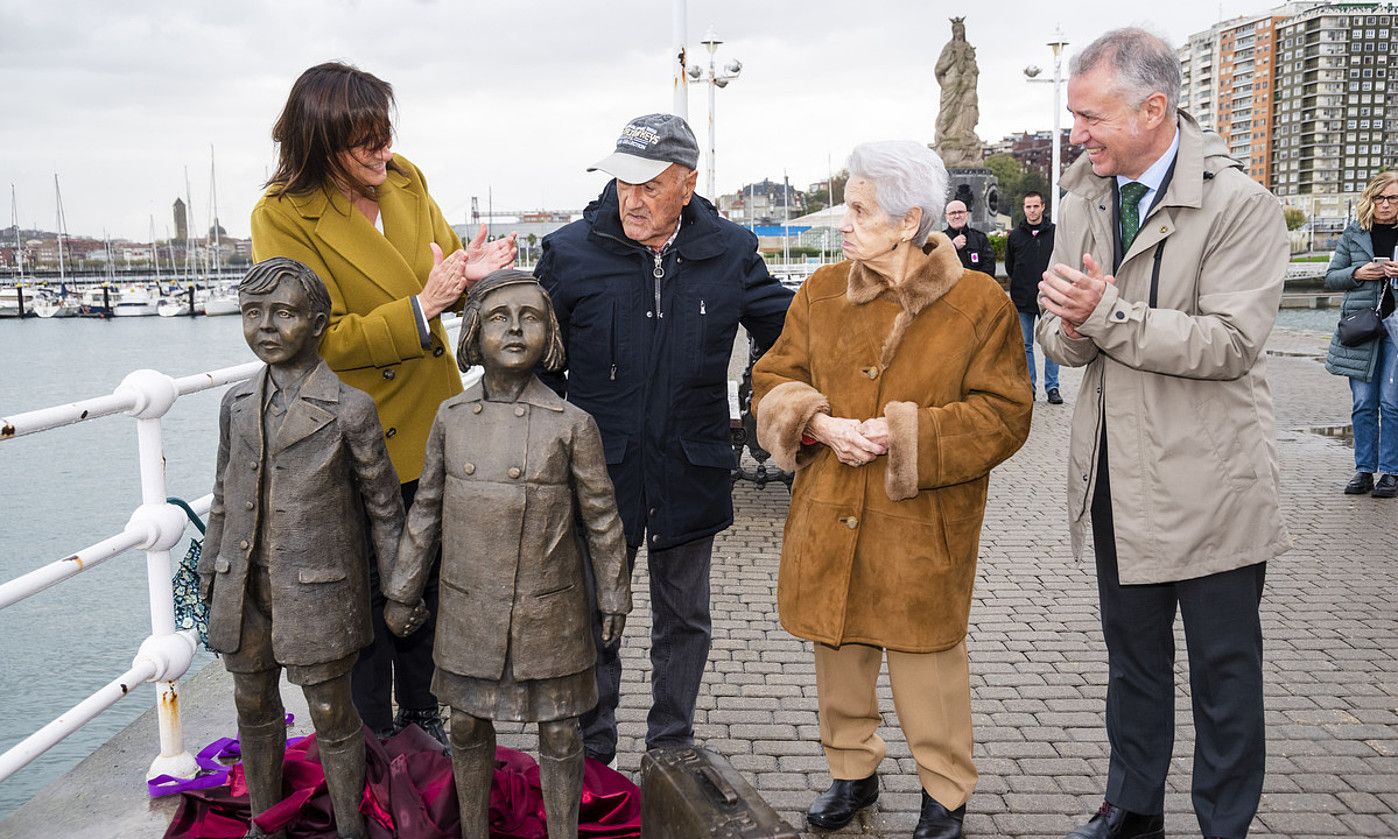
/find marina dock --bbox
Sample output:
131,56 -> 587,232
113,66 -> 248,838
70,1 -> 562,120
2,324 -> 1395,838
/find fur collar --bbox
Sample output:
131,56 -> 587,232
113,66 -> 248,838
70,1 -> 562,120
845,231 -> 966,368
846,231 -> 964,312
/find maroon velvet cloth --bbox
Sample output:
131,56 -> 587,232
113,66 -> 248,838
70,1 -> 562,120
163,726 -> 641,839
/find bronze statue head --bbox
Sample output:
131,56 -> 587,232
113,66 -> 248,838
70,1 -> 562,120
457,269 -> 565,373
238,258 -> 330,367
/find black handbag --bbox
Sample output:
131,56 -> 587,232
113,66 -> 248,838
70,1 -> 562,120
1338,280 -> 1395,348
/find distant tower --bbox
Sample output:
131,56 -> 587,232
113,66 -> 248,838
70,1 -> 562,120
173,197 -> 188,242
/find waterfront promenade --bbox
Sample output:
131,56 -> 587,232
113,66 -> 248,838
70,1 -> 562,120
3,324 -> 1395,838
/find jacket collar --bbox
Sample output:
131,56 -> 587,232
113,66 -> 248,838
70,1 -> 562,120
845,231 -> 964,315
1059,110 -> 1224,212
230,361 -> 341,454
461,375 -> 566,413
281,156 -> 421,300
585,180 -> 729,261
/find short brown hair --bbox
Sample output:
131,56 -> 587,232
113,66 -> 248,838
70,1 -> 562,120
266,62 -> 397,199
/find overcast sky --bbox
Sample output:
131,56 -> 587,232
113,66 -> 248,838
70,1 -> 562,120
1,0 -> 1265,241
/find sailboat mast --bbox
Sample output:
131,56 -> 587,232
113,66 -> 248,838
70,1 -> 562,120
10,184 -> 22,279
184,167 -> 196,282
149,215 -> 162,281
54,174 -> 67,283
209,145 -> 221,276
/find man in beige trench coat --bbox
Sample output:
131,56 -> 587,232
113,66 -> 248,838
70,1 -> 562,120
1036,28 -> 1290,839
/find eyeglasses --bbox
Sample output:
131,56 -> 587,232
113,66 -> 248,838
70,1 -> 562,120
1375,195 -> 1398,205
946,210 -> 968,216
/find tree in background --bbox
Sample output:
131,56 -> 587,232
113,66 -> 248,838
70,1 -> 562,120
1283,207 -> 1306,232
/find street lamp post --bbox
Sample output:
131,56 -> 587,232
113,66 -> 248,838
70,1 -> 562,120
688,27 -> 742,200
1024,27 -> 1070,222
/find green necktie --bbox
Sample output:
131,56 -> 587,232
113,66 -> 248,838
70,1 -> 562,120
1119,181 -> 1149,251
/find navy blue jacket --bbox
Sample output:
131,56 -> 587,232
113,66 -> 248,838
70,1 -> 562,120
535,182 -> 793,551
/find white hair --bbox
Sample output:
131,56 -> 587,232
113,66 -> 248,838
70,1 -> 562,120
846,141 -> 949,246
1070,27 -> 1181,112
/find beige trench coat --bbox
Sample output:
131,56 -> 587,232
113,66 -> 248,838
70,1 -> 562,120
1037,112 -> 1292,583
384,377 -> 631,682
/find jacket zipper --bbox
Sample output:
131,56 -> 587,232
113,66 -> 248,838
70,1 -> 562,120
609,298 -> 619,380
653,251 -> 665,320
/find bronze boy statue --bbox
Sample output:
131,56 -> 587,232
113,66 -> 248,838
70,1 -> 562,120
200,257 -> 410,839
384,269 -> 631,839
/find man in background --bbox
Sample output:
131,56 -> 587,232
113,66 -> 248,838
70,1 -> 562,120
1005,191 -> 1060,403
944,199 -> 995,276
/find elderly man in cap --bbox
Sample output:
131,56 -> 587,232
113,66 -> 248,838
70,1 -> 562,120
535,113 -> 792,764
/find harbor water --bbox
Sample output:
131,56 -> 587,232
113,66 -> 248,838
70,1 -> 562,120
0,304 -> 1343,819
0,315 -> 253,818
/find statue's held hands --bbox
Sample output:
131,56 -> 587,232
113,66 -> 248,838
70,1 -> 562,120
386,598 -> 429,637
600,612 -> 626,647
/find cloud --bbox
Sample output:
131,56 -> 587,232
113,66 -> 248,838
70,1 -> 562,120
0,0 -> 1250,240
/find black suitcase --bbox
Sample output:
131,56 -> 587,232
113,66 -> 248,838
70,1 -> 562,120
639,746 -> 800,839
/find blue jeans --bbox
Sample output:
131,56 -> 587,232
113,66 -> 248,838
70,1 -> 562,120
1018,311 -> 1059,393
1350,329 -> 1398,474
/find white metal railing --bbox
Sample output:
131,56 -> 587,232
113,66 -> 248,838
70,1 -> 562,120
0,360 -> 262,785
0,314 -> 477,792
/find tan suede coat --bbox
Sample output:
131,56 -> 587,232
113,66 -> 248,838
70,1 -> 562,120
752,233 -> 1031,653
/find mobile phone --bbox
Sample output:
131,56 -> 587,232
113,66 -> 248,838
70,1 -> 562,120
1374,257 -> 1392,263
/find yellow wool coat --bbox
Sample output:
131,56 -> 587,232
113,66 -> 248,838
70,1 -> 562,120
752,233 -> 1032,652
250,154 -> 464,482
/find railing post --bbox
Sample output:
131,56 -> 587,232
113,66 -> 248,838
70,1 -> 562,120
119,370 -> 199,780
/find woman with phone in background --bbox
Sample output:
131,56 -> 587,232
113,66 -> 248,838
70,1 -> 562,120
1324,170 -> 1398,498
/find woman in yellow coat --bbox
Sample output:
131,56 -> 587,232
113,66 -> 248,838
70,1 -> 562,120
752,141 -> 1031,839
251,61 -> 516,745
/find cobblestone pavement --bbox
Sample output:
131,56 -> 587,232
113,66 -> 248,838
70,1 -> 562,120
490,325 -> 1398,839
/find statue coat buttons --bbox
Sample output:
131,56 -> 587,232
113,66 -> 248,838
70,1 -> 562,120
508,467 -> 522,479
463,463 -> 475,475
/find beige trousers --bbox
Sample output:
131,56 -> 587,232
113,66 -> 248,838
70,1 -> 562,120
813,639 -> 977,809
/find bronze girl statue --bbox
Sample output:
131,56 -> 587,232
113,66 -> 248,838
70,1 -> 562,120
383,269 -> 631,839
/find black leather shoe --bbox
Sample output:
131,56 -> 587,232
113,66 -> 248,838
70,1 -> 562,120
395,706 -> 449,750
1064,801 -> 1164,839
913,790 -> 965,839
806,774 -> 879,830
1373,473 -> 1398,498
1047,387 -> 1064,404
1344,471 -> 1375,494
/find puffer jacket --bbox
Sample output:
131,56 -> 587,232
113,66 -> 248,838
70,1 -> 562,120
1324,222 -> 1391,381
535,183 -> 793,551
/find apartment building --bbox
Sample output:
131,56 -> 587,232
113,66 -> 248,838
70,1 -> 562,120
1271,4 -> 1395,207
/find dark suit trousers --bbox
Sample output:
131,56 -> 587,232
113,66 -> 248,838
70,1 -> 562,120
580,534 -> 714,761
352,479 -> 440,731
1091,438 -> 1266,839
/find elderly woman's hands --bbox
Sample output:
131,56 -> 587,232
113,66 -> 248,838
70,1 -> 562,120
807,413 -> 887,466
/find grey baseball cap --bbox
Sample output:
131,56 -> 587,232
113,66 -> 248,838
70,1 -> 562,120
588,113 -> 700,184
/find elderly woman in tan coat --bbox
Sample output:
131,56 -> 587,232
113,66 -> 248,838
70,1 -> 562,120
752,141 -> 1031,839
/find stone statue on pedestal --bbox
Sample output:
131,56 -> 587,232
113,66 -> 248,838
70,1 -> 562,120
934,17 -> 983,169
